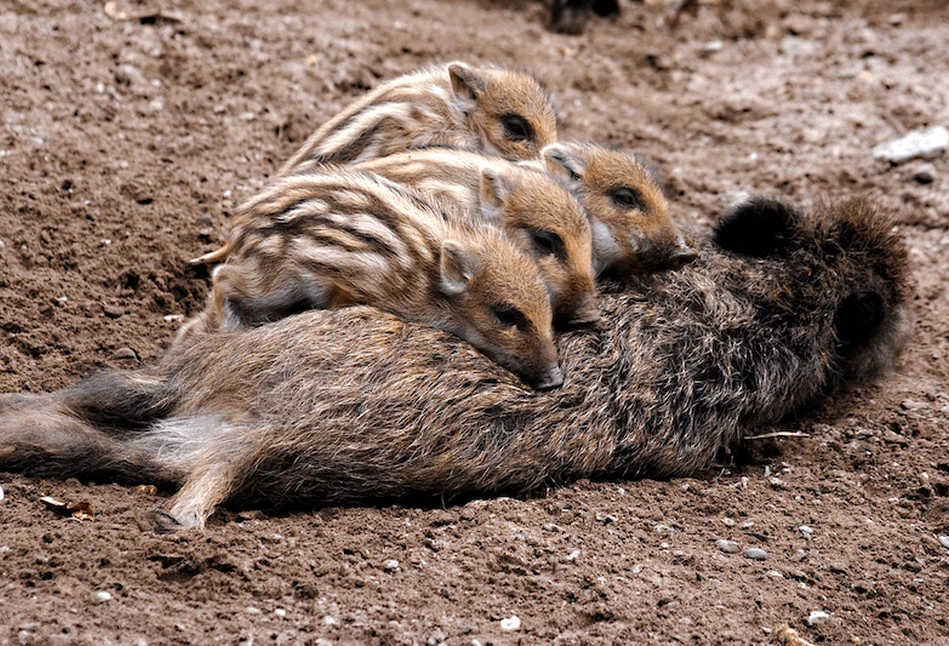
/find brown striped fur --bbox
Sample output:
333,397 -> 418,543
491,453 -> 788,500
353,148 -> 598,326
532,141 -> 697,278
179,166 -> 562,389
275,62 -> 559,176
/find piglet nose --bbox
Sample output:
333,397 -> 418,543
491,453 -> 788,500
534,364 -> 564,391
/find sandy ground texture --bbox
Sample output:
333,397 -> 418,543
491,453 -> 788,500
2,0 -> 948,644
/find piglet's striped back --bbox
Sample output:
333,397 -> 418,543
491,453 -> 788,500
185,167 -> 564,390
275,62 -> 559,176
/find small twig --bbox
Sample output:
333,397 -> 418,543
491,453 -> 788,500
745,431 -> 811,441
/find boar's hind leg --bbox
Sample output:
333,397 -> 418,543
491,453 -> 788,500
164,423 -> 261,529
167,460 -> 238,529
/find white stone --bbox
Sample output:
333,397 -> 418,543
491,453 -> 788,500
873,125 -> 948,164
90,590 -> 113,604
499,616 -> 521,632
806,610 -> 830,626
716,539 -> 740,554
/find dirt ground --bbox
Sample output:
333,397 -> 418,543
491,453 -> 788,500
1,0 -> 948,644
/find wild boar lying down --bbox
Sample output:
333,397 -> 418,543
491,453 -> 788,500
0,196 -> 913,529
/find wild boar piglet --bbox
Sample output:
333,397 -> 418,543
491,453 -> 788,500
276,61 -> 559,176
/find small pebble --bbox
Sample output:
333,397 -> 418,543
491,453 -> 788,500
499,616 -> 521,632
873,125 -> 949,164
716,539 -> 740,554
768,477 -> 784,489
112,347 -> 137,360
90,590 -> 113,604
900,399 -> 929,411
0,483 -> 4,501
383,559 -> 400,572
743,547 -> 768,560
790,549 -> 807,562
115,63 -> 147,87
938,535 -> 949,550
722,517 -> 736,527
102,304 -> 124,319
566,549 -> 581,561
798,526 -> 813,540
274,608 -> 287,618
698,40 -> 723,54
806,610 -> 830,626
244,606 -> 261,615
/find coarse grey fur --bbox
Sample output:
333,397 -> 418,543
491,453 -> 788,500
0,196 -> 914,529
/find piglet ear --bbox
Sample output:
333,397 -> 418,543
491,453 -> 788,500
713,196 -> 800,257
541,143 -> 586,187
439,241 -> 478,297
448,63 -> 486,106
478,168 -> 511,225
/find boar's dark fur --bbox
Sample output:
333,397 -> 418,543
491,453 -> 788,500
0,197 -> 913,529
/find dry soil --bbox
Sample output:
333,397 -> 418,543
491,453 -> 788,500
1,1 -> 948,644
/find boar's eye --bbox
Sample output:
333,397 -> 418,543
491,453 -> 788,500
528,228 -> 565,260
500,113 -> 534,142
492,304 -> 526,329
608,185 -> 646,212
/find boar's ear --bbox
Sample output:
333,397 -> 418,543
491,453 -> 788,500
478,168 -> 511,225
541,143 -> 586,187
448,63 -> 486,108
439,241 -> 478,297
834,290 -> 885,357
713,196 -> 800,257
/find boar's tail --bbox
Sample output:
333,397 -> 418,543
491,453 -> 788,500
0,369 -> 191,486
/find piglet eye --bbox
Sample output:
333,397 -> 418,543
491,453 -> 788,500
500,113 -> 534,142
529,228 -> 565,260
609,186 -> 646,212
492,304 -> 525,329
